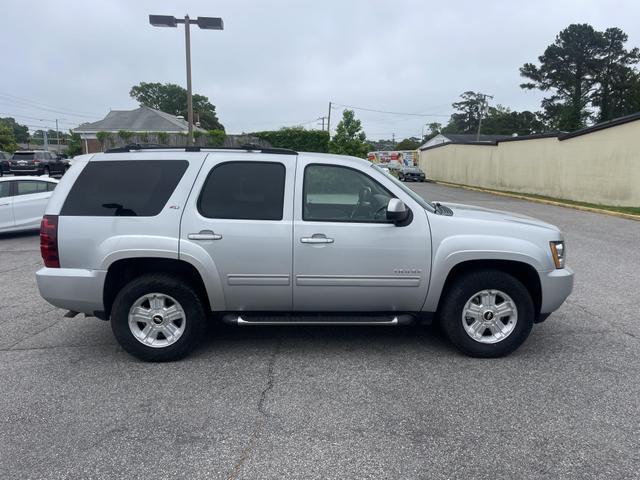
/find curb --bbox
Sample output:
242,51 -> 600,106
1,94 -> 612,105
433,181 -> 640,222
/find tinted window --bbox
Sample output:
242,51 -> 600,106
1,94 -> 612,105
12,152 -> 35,160
198,162 -> 285,220
303,164 -> 392,222
16,181 -> 48,195
0,182 -> 10,198
47,182 -> 57,191
61,160 -> 188,217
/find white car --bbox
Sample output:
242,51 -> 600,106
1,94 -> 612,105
0,176 -> 58,233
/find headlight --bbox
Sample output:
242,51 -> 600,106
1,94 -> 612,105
550,241 -> 565,269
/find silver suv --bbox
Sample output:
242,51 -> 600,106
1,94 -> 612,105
36,146 -> 573,361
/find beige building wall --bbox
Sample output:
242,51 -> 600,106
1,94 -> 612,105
418,120 -> 640,207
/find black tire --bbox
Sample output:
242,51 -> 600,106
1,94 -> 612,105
439,270 -> 534,358
111,274 -> 207,362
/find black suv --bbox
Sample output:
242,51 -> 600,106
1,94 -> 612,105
9,150 -> 66,176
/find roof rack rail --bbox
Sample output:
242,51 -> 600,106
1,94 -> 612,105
104,143 -> 297,155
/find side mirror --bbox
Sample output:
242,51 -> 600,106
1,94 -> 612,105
386,198 -> 409,224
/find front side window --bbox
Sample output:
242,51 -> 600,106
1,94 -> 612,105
198,161 -> 286,220
16,181 -> 48,195
61,160 -> 188,216
303,164 -> 393,222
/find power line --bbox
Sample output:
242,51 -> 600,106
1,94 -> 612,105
0,92 -> 102,117
331,102 -> 450,118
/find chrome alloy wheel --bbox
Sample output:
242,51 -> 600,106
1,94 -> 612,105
461,289 -> 518,344
128,293 -> 186,348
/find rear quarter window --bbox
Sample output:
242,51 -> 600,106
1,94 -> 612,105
61,160 -> 188,216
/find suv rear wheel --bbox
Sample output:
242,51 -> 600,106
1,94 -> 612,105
439,270 -> 534,357
111,274 -> 206,361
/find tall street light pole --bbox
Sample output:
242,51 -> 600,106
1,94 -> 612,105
149,14 -> 224,146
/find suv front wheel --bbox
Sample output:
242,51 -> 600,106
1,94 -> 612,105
111,274 -> 206,361
439,270 -> 534,357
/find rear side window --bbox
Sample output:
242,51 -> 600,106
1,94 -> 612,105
47,182 -> 56,191
0,182 -> 10,198
198,162 -> 285,220
16,181 -> 48,195
61,160 -> 188,216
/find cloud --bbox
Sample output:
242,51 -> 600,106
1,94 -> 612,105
2,0 -> 640,139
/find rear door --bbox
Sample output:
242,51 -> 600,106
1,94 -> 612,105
12,180 -> 51,230
0,181 -> 14,231
180,154 -> 295,311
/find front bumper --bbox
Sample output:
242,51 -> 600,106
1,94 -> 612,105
36,267 -> 107,314
539,267 -> 574,313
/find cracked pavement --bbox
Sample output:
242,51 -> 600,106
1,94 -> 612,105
0,183 -> 639,479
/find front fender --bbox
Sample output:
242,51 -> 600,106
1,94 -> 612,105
422,235 -> 550,312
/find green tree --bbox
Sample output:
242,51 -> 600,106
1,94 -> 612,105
66,132 -> 83,156
422,122 -> 442,142
0,121 -> 18,152
442,91 -> 488,134
0,117 -> 29,143
129,82 -> 224,131
328,110 -> 370,158
254,127 -> 329,152
395,137 -> 421,150
519,24 -> 640,130
481,106 -> 548,135
591,28 -> 640,122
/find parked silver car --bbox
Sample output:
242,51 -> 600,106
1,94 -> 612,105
36,146 -> 573,361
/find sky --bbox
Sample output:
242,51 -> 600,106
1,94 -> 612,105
2,0 -> 640,140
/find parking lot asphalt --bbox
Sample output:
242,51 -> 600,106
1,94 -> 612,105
1,183 -> 639,480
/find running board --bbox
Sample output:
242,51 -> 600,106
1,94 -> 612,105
222,314 -> 414,326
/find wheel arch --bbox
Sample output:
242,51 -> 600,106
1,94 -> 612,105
432,259 -> 542,320
102,257 -> 214,320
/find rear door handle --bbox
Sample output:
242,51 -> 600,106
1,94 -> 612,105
300,234 -> 334,244
188,230 -> 222,241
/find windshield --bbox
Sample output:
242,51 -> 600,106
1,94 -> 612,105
372,164 -> 434,212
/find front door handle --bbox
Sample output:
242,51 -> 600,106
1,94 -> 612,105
188,230 -> 222,241
300,233 -> 334,244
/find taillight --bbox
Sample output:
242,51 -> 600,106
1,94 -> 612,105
40,215 -> 60,268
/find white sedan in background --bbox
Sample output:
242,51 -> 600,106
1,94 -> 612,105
0,177 -> 58,233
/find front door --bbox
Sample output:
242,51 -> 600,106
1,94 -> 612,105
180,154 -> 295,311
293,160 -> 432,312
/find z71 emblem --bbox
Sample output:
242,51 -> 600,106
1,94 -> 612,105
394,268 -> 422,274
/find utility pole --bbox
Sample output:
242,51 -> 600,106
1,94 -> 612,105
149,14 -> 224,146
317,116 -> 328,131
327,102 -> 332,139
55,119 -> 60,148
392,132 -> 395,147
476,93 -> 493,141
184,15 -> 194,145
